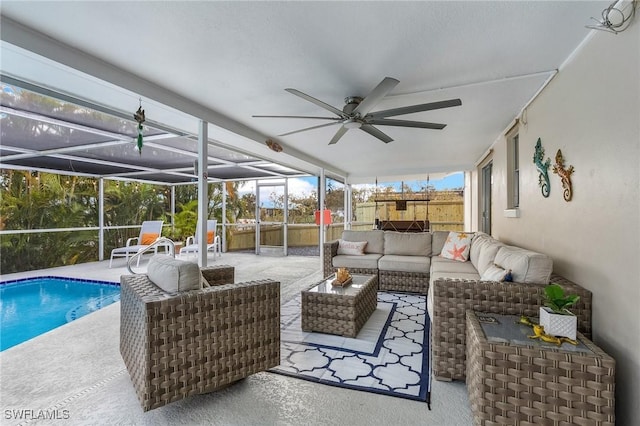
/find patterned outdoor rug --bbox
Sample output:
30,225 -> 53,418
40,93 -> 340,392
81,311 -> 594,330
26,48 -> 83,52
271,292 -> 431,406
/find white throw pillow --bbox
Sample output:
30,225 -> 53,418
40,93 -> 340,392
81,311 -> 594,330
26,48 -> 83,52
481,264 -> 511,282
337,239 -> 367,256
440,231 -> 473,262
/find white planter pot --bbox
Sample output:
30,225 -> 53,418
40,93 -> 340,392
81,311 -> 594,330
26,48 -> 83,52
539,306 -> 577,340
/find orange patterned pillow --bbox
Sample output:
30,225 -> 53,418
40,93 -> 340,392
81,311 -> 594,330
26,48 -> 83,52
141,233 -> 159,245
440,231 -> 473,262
207,230 -> 215,244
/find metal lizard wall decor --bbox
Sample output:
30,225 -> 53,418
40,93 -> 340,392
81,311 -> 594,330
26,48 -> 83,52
533,138 -> 551,197
552,149 -> 575,201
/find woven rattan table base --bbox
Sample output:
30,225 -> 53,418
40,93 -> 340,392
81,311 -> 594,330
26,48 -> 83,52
466,311 -> 615,425
301,274 -> 378,338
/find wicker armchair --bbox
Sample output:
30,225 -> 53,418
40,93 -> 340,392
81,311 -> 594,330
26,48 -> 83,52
430,273 -> 592,382
120,265 -> 280,411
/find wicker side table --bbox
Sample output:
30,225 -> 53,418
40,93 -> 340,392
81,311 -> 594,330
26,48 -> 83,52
466,311 -> 615,426
301,274 -> 378,338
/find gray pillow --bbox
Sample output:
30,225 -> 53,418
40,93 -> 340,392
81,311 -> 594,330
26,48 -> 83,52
147,255 -> 202,293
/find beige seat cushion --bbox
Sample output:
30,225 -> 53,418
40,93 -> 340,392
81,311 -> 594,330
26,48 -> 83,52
147,255 -> 202,293
332,253 -> 382,270
384,231 -> 432,256
378,255 -> 431,273
430,256 -> 479,274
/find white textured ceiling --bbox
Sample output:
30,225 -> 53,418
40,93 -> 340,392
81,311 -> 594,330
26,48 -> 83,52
0,1 -> 609,183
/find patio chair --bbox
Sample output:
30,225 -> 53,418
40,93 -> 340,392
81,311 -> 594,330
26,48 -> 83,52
120,256 -> 280,411
109,220 -> 164,268
179,219 -> 221,258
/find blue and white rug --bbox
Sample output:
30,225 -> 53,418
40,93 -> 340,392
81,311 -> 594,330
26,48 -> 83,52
271,292 -> 431,404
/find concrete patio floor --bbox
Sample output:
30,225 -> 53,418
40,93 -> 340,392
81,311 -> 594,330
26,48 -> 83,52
0,252 -> 471,425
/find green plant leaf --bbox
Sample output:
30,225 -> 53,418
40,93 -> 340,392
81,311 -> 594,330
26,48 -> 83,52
543,283 -> 580,313
544,284 -> 564,300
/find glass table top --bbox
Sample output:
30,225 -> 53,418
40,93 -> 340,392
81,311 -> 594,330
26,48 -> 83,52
475,313 -> 593,354
307,274 -> 373,296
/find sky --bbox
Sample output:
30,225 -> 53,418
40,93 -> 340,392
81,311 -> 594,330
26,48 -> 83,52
237,172 -> 465,206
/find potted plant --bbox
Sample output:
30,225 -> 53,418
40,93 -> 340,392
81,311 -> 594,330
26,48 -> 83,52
539,284 -> 580,340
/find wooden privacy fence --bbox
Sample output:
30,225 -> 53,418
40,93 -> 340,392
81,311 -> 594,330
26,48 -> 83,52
227,193 -> 463,250
227,221 -> 463,251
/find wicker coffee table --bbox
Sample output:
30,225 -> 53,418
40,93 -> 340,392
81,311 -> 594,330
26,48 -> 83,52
301,274 -> 378,338
466,311 -> 615,426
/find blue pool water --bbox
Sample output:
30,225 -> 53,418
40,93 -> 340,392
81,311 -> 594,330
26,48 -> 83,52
0,277 -> 120,351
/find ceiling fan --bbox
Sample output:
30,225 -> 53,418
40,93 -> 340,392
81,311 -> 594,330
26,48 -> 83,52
253,77 -> 462,145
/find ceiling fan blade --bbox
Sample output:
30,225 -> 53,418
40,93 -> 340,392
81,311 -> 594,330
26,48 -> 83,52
285,88 -> 346,118
353,77 -> 400,116
328,126 -> 349,145
253,115 -> 340,120
279,121 -> 341,137
367,118 -> 446,130
360,124 -> 393,144
368,98 -> 462,119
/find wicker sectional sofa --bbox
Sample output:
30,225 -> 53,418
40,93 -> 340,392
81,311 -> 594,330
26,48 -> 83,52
324,230 -> 433,294
323,229 -> 593,382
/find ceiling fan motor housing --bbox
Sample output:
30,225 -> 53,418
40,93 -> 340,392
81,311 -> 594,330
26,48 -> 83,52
343,97 -> 363,115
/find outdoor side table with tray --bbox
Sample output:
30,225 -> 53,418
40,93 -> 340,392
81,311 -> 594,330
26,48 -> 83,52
301,274 -> 378,338
466,310 -> 615,426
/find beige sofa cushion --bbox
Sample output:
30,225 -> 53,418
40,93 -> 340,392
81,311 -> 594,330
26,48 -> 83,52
384,231 -> 432,256
342,230 -> 384,254
147,255 -> 201,293
332,253 -> 382,270
470,233 -> 506,276
430,256 -> 479,275
494,246 -> 553,284
431,230 -> 450,256
378,255 -> 430,273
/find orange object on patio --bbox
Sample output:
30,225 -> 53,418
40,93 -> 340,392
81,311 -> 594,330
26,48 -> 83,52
315,209 -> 332,225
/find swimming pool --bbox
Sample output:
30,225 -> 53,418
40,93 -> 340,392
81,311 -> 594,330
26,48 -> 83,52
0,276 -> 120,351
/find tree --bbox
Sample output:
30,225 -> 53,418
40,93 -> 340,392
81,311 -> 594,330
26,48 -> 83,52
0,170 -> 99,272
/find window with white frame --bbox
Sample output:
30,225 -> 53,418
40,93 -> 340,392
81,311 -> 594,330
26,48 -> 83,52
507,131 -> 520,209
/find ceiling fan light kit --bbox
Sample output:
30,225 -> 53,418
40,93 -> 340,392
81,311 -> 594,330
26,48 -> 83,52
343,118 -> 362,129
253,77 -> 462,145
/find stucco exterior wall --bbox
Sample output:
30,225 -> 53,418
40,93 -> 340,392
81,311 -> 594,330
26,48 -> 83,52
484,24 -> 639,423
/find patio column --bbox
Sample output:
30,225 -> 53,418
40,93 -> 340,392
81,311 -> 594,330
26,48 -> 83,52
171,185 -> 176,236
464,171 -> 473,232
284,177 -> 288,256
222,181 -> 227,252
98,177 -> 104,261
319,169 -> 325,262
197,120 -> 208,267
344,182 -> 352,230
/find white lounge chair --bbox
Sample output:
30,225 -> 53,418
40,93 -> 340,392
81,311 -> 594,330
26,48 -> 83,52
180,219 -> 221,258
109,220 -> 164,268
